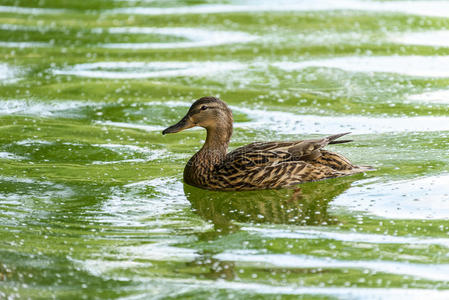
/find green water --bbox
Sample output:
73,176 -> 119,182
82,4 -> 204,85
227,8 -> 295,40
1,0 -> 449,299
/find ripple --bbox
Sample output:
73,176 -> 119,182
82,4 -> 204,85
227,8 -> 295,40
93,102 -> 449,134
99,178 -> 189,225
296,31 -> 369,46
108,0 -> 449,18
244,227 -> 449,248
101,27 -> 256,49
26,98 -> 445,135
215,251 -> 449,281
235,106 -> 449,134
392,30 -> 449,47
0,151 -> 26,160
0,99 -> 98,117
53,61 -> 246,79
0,24 -> 51,32
0,63 -> 17,83
273,56 -> 449,78
90,143 -> 167,165
5,139 -> 164,165
145,278 -> 449,300
332,174 -> 449,219
407,90 -> 449,104
80,100 -> 449,135
1,25 -> 256,49
0,41 -> 49,48
0,5 -> 66,14
0,176 -> 74,203
118,241 -> 199,262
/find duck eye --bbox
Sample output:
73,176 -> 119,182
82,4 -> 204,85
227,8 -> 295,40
200,105 -> 208,111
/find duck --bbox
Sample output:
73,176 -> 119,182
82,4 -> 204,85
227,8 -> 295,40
162,96 -> 371,191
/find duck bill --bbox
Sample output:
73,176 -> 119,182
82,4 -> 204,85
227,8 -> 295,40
162,115 -> 195,135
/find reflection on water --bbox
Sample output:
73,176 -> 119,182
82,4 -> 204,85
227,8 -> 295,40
53,61 -> 246,79
408,89 -> 449,104
332,174 -> 449,219
235,106 -> 449,134
109,0 -> 449,18
274,56 -> 449,77
102,27 -> 256,49
184,177 -> 358,234
392,30 -> 449,47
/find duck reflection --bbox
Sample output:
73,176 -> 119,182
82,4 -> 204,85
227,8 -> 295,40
184,176 -> 359,235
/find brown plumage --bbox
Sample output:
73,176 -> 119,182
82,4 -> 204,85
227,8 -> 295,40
162,96 -> 372,191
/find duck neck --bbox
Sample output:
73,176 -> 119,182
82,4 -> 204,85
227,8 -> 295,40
198,123 -> 232,166
183,113 -> 233,187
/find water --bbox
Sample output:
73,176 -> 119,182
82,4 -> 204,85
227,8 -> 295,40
1,0 -> 449,299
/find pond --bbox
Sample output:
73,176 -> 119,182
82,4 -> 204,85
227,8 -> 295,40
1,0 -> 449,299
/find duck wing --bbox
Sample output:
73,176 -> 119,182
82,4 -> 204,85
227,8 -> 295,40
207,133 -> 364,190
226,132 -> 352,165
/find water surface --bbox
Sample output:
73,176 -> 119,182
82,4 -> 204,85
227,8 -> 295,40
1,0 -> 449,299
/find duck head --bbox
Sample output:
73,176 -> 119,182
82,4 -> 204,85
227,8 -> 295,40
162,96 -> 233,136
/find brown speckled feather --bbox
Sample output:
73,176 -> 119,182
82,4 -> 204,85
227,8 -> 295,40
163,97 -> 372,191
203,133 -> 370,191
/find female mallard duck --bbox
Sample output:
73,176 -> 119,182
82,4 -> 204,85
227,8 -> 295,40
162,96 -> 371,191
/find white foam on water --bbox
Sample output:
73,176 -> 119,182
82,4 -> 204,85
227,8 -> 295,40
119,241 -> 199,262
407,90 -> 449,104
108,0 -> 449,18
273,56 -> 449,78
102,27 -> 256,49
0,176 -> 36,184
234,106 -> 449,134
53,61 -> 246,79
215,251 -> 449,281
296,31 -> 369,46
0,41 -> 49,48
0,5 -> 66,14
77,260 -> 153,277
0,24 -> 52,32
0,64 -> 17,82
0,99 -> 97,117
0,152 -> 27,160
243,227 -> 449,248
332,174 -> 449,219
9,139 -> 162,165
392,30 -> 449,48
91,158 -> 150,165
139,278 -> 449,299
0,176 -> 75,203
15,139 -> 54,146
24,99 -> 443,135
358,0 -> 449,18
100,178 -> 189,225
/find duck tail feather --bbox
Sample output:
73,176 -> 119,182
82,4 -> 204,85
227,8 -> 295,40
329,139 -> 353,145
326,132 -> 351,142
